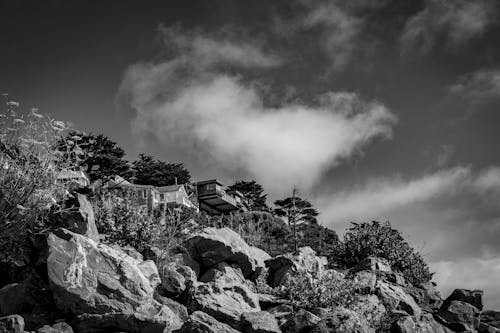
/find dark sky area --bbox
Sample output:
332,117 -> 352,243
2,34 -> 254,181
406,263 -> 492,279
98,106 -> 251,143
2,0 -> 500,307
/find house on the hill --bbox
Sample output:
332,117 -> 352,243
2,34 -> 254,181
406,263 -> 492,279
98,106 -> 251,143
56,170 -> 90,187
196,179 -> 248,215
158,184 -> 199,212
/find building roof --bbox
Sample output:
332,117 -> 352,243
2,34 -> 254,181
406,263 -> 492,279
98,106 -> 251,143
157,184 -> 184,193
196,179 -> 225,186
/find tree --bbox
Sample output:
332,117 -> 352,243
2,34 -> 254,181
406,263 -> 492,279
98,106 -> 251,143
132,154 -> 191,186
274,189 -> 319,251
58,131 -> 132,182
228,180 -> 268,211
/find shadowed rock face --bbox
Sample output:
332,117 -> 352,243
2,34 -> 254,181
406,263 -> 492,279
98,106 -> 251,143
178,311 -> 240,333
52,194 -> 99,242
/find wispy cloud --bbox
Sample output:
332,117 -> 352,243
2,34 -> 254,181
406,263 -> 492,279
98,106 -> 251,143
400,0 -> 497,54
448,69 -> 500,113
118,26 -> 397,195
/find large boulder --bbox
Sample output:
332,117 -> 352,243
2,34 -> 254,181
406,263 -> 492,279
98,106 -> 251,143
391,314 -> 452,333
405,282 -> 443,312
265,247 -> 327,287
178,311 -> 240,333
351,295 -> 386,329
350,257 -> 392,274
199,262 -> 246,285
436,300 -> 480,332
186,280 -> 260,329
310,308 -> 373,333
37,322 -> 74,333
445,289 -> 483,311
280,309 -> 321,333
47,228 -> 161,315
0,315 -> 24,333
481,310 -> 500,329
376,281 -> 421,317
241,311 -> 281,333
183,228 -> 267,279
53,194 -> 99,242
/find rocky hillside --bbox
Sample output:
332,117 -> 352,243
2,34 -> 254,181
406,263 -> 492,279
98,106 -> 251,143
0,194 -> 499,333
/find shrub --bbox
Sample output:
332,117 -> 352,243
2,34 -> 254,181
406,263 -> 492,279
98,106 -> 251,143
278,270 -> 358,311
0,96 -> 74,265
336,221 -> 432,285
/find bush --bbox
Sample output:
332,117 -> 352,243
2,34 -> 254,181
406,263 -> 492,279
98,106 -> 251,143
335,221 -> 432,285
278,270 -> 358,311
0,96 -> 74,265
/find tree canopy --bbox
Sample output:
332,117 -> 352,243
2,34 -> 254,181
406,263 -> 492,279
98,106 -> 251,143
274,195 -> 319,225
229,180 -> 268,211
58,131 -> 132,182
132,154 -> 191,186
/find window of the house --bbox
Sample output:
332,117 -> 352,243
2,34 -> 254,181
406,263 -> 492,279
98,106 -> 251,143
160,193 -> 165,201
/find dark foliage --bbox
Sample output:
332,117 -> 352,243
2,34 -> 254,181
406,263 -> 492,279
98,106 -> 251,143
132,154 -> 191,186
228,180 -> 269,211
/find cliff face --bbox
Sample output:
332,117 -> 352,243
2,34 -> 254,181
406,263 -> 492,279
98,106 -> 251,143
0,197 -> 498,333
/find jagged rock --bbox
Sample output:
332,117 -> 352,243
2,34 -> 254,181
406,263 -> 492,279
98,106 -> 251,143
268,305 -> 293,326
37,322 -> 74,333
351,295 -> 386,328
241,311 -> 281,333
265,247 -> 327,287
109,244 -> 143,261
436,300 -> 480,332
178,311 -> 240,333
350,257 -> 392,274
280,309 -> 321,333
257,294 -> 288,310
391,314 -> 452,333
183,227 -> 267,279
53,194 -> 99,242
352,271 -> 378,294
0,315 -> 24,333
405,282 -> 443,311
199,262 -> 246,285
310,308 -> 373,333
0,280 -> 57,330
481,310 -> 500,329
47,228 -> 160,314
186,280 -> 260,328
445,289 -> 483,311
376,281 -> 421,317
154,295 -> 189,323
248,246 -> 271,277
479,323 -> 500,333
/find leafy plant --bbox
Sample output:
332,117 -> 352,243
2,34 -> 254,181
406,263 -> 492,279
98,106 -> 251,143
132,153 -> 191,186
336,221 -> 432,285
228,180 -> 268,211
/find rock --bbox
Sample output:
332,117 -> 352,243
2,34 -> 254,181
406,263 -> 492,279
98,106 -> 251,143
37,322 -> 74,333
405,282 -> 443,311
183,227 -> 266,278
0,315 -> 24,333
110,244 -> 143,261
267,305 -> 293,325
445,289 -> 483,311
352,271 -> 378,294
159,252 -> 199,296
350,257 -> 392,274
248,247 -> 271,277
186,280 -> 260,328
53,194 -> 99,242
436,300 -> 480,332
241,311 -> 281,333
481,310 -> 500,329
47,228 -> 160,314
257,294 -> 288,310
199,262 -> 245,285
376,281 -> 421,317
310,308 -> 373,333
72,301 -> 184,333
351,295 -> 386,328
265,247 -> 327,287
0,281 -> 57,330
178,311 -> 240,333
280,309 -> 321,333
391,314 -> 452,333
479,322 -> 500,333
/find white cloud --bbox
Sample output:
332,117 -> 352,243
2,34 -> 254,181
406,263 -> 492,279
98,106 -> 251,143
400,0 -> 496,54
448,69 -> 500,109
118,26 -> 397,195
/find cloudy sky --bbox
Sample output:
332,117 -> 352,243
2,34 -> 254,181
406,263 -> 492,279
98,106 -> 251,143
2,0 -> 500,308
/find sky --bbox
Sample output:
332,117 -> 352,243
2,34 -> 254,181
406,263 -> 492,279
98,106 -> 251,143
2,0 -> 500,308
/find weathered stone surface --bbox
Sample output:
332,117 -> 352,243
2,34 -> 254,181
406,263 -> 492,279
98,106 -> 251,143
445,289 -> 483,310
376,281 -> 421,317
199,262 -> 245,285
265,247 -> 327,287
109,244 -> 143,261
310,308 -> 373,333
405,282 -> 443,311
47,228 -> 160,314
351,295 -> 386,328
280,309 -> 321,333
257,294 -> 288,311
391,314 -> 452,333
352,270 -> 378,294
72,301 -> 184,333
479,322 -> 500,333
0,315 -> 24,333
436,300 -> 480,332
481,310 -> 500,329
268,305 -> 293,326
178,311 -> 240,333
37,322 -> 74,333
183,227 -> 266,278
186,281 -> 260,328
241,311 -> 281,333
350,257 -> 392,274
54,194 -> 99,242
160,262 -> 197,296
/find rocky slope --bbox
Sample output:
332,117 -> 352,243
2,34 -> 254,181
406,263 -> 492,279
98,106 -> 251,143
0,195 -> 498,333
